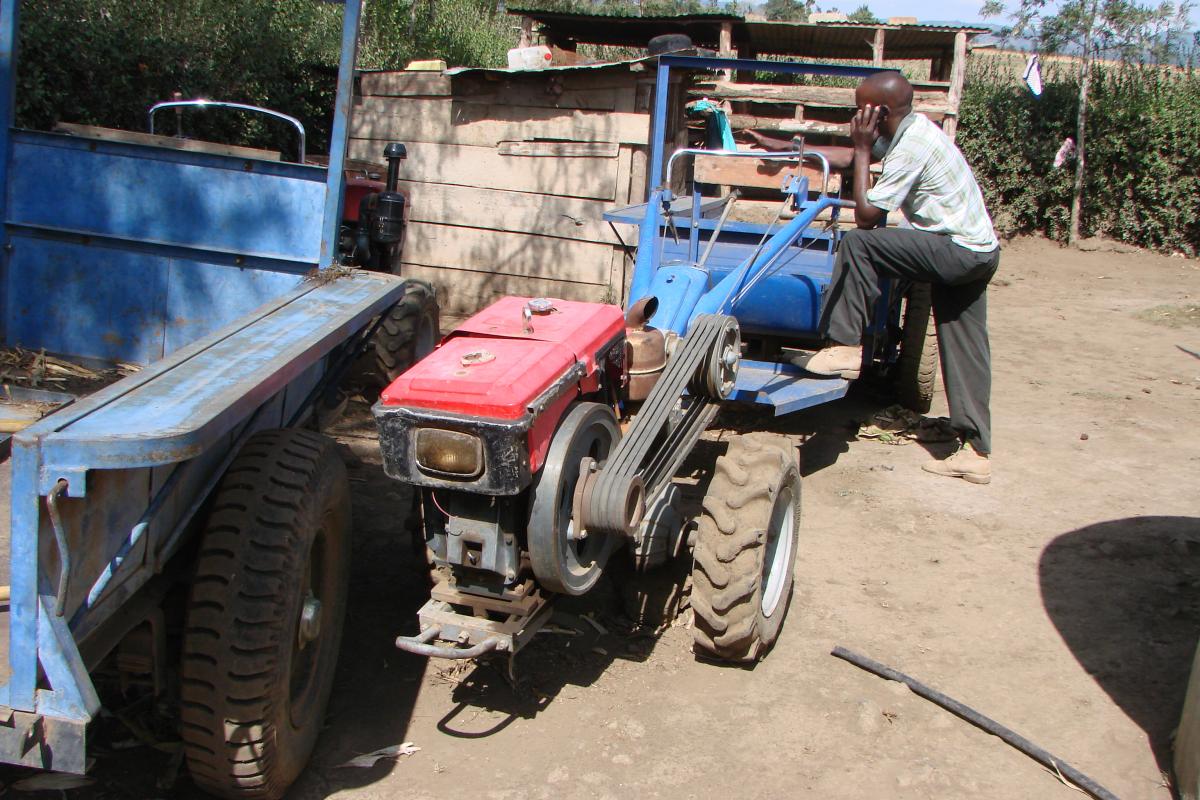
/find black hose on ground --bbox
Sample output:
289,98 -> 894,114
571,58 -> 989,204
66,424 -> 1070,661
831,646 -> 1121,800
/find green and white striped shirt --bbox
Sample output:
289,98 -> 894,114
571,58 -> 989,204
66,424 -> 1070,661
867,113 -> 999,253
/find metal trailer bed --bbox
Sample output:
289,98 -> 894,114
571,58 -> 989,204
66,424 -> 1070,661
0,0 -> 403,774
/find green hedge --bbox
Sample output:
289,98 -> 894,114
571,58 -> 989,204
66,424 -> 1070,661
958,57 -> 1200,255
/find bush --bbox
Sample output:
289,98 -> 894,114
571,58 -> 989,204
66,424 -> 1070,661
959,55 -> 1200,255
13,0 -> 514,156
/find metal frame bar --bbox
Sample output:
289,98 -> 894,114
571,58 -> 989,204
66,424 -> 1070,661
630,55 -> 890,337
148,100 -> 307,162
319,0 -> 364,268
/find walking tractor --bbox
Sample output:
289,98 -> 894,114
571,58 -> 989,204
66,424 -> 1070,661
378,55 -> 936,664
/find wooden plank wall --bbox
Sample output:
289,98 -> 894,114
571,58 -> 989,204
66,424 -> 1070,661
352,67 -> 656,318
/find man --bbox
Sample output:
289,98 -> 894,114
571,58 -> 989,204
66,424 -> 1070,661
749,72 -> 1000,485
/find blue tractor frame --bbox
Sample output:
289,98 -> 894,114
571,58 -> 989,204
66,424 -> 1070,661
605,54 -> 908,415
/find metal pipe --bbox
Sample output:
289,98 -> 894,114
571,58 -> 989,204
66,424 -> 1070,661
148,100 -> 306,162
45,479 -> 70,617
696,189 -> 740,271
832,646 -> 1121,800
394,628 -> 507,659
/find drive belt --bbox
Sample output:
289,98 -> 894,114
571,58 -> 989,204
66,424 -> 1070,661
582,313 -> 738,537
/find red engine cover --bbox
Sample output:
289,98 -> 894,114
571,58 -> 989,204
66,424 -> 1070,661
379,297 -> 624,420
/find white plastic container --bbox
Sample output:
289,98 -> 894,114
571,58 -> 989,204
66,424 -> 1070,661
507,45 -> 553,70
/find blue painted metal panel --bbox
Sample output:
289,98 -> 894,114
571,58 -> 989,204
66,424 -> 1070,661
161,257 -> 303,356
643,264 -> 710,335
659,238 -> 832,337
5,232 -> 169,363
732,359 -> 850,415
29,272 -> 405,476
3,229 -> 306,364
7,132 -> 326,264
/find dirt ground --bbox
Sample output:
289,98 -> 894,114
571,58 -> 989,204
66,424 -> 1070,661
2,235 -> 1199,799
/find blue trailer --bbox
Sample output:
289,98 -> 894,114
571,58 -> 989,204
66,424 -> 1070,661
0,2 -> 422,796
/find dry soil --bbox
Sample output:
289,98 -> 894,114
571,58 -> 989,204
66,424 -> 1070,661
4,236 -> 1199,800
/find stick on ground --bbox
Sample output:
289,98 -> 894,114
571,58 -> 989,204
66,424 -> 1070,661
831,646 -> 1121,800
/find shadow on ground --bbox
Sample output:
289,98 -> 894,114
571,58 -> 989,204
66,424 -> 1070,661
1039,516 -> 1200,776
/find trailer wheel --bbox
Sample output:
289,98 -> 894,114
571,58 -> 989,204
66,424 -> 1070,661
691,433 -> 799,662
896,282 -> 938,414
181,429 -> 350,800
373,279 -> 439,388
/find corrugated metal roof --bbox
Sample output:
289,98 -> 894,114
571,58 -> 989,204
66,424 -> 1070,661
506,8 -> 988,59
444,55 -> 659,77
505,8 -> 737,48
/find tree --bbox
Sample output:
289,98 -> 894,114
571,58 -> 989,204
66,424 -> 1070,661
846,4 -> 881,23
763,0 -> 812,21
982,0 -> 1193,245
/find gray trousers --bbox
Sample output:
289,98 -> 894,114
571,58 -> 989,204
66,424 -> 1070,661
818,227 -> 1000,453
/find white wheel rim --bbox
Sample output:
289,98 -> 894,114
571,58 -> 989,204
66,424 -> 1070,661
760,489 -> 795,617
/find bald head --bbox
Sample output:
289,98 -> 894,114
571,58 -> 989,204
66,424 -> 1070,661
856,71 -> 913,137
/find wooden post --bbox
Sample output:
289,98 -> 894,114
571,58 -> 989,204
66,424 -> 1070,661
718,21 -> 734,81
519,16 -> 533,49
872,28 -> 886,66
942,30 -> 967,140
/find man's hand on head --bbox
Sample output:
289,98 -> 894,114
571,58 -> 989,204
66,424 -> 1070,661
851,104 -> 882,152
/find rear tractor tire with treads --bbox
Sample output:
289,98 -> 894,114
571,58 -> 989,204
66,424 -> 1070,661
691,433 -> 800,662
373,279 -> 439,388
181,429 -> 351,800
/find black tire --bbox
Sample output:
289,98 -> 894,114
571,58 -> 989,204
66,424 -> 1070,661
181,429 -> 351,799
896,282 -> 938,414
373,279 -> 439,387
691,433 -> 800,663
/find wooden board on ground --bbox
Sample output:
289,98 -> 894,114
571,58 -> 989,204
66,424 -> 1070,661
351,97 -> 650,147
52,123 -> 283,161
694,153 -> 842,194
349,140 -> 620,201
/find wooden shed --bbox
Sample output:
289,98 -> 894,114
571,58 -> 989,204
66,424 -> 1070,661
511,9 -> 990,140
350,61 -> 689,318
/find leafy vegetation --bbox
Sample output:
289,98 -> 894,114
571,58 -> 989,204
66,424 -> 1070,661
958,55 -> 1200,254
981,0 -> 1194,244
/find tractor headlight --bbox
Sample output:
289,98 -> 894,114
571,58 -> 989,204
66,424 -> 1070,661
414,429 -> 484,478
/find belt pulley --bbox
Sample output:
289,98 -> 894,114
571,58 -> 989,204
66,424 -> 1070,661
579,313 -> 740,539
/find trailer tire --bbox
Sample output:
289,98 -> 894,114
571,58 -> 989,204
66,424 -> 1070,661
372,279 -> 439,388
181,429 -> 350,800
896,282 -> 938,414
691,433 -> 799,662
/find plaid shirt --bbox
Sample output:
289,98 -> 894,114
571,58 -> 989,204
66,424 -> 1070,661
866,113 -> 999,252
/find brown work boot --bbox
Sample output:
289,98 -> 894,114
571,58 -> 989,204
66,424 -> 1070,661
797,345 -> 863,379
922,442 -> 991,484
